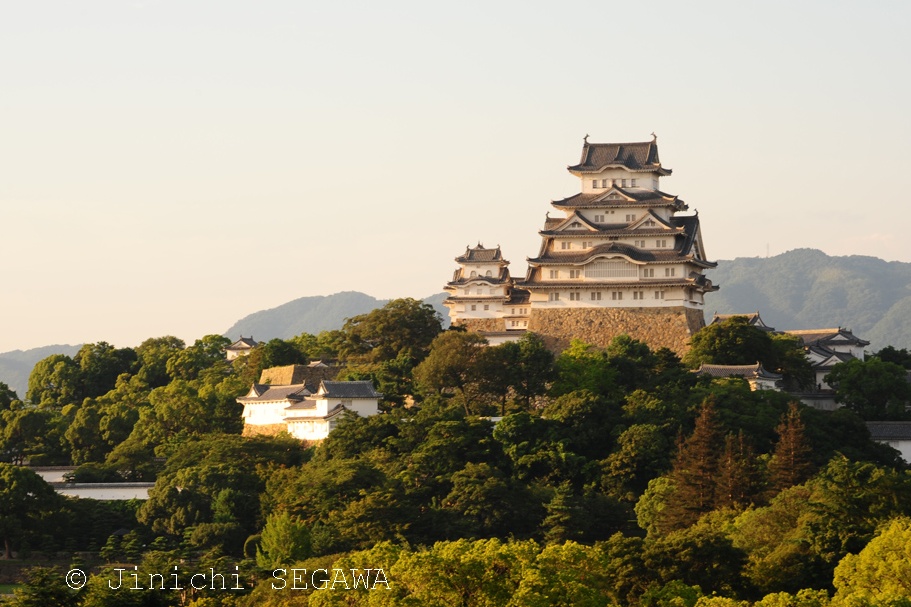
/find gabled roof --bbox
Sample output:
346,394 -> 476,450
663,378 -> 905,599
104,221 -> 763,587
317,380 -> 383,399
805,345 -> 855,368
446,266 -> 512,288
238,383 -> 310,403
455,244 -> 507,264
551,188 -> 683,210
568,139 -> 670,175
866,421 -> 911,441
227,337 -> 258,350
710,313 -> 775,332
694,363 -> 782,381
785,328 -> 870,348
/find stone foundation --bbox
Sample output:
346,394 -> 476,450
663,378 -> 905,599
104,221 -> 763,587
527,306 -> 705,356
454,318 -> 505,333
242,423 -> 287,438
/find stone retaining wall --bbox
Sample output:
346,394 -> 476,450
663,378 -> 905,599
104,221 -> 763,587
454,318 -> 504,333
528,306 -> 705,355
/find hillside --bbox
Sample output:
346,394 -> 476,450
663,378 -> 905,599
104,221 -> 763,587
223,291 -> 450,341
0,344 -> 82,399
706,248 -> 911,350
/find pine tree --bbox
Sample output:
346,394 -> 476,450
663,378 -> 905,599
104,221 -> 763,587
715,431 -> 762,509
767,402 -> 815,495
661,399 -> 723,530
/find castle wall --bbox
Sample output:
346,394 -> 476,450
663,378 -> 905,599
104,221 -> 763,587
527,306 -> 705,355
453,318 -> 504,333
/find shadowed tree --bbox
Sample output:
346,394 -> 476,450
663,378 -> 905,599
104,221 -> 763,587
767,402 -> 815,495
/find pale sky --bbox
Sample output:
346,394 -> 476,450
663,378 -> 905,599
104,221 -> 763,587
2,1 -> 909,353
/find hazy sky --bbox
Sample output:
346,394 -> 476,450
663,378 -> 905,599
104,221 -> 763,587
2,1 -> 909,353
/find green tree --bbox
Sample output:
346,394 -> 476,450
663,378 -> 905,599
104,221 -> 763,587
135,336 -> 185,388
715,431 -> 763,509
339,298 -> 442,364
256,511 -> 312,569
413,330 -> 487,411
767,402 -> 815,495
74,342 -> 138,399
0,464 -> 61,558
6,566 -> 79,607
833,516 -> 911,604
165,334 -> 231,381
684,316 -> 775,368
0,382 -> 17,410
826,358 -> 911,420
661,399 -> 724,531
26,354 -> 83,407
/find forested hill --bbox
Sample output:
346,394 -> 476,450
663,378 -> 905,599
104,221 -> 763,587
706,248 -> 911,350
0,344 -> 82,401
223,291 -> 450,341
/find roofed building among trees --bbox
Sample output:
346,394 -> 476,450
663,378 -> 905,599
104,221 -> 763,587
445,136 -> 717,354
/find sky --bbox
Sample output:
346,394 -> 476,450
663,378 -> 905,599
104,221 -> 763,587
2,0 -> 910,353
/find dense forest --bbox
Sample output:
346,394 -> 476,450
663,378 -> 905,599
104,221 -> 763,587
1,298 -> 910,607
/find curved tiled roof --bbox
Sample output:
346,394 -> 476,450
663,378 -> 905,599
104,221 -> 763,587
568,140 -> 670,175
238,384 -> 310,403
552,188 -> 683,209
455,244 -> 507,264
695,363 -> 782,381
528,241 -> 684,265
784,329 -> 871,347
318,380 -> 382,399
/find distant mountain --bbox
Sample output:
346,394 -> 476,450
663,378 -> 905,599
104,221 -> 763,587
223,291 -> 451,341
0,344 -> 82,400
706,248 -> 911,350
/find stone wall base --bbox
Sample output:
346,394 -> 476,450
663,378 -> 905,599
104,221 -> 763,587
242,423 -> 287,438
453,318 -> 504,333
527,306 -> 705,356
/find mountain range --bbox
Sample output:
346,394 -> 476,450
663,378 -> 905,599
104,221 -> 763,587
3,249 -> 910,399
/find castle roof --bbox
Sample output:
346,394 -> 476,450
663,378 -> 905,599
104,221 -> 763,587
695,363 -> 782,381
238,383 -> 310,403
866,421 -> 911,441
551,188 -> 683,210
710,313 -> 775,331
456,244 -> 507,264
784,328 -> 870,348
317,380 -> 382,399
568,140 -> 671,175
227,337 -> 258,350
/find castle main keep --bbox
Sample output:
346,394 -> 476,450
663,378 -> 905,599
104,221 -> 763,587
444,136 -> 717,354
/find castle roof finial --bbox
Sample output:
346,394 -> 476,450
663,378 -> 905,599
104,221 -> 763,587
583,134 -> 589,144
651,132 -> 657,142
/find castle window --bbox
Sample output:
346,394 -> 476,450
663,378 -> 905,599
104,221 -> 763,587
633,290 -> 644,300
471,304 -> 476,311
655,290 -> 665,299
644,219 -> 656,227
484,304 -> 489,310
594,214 -> 605,222
643,267 -> 654,277
512,308 -> 516,314
569,269 -> 581,279
523,321 -> 528,327
570,222 -> 582,228
569,292 -> 581,301
549,270 -> 559,279
469,271 -> 476,277
549,292 -> 560,302
621,179 -> 627,187
586,260 -> 638,279
486,270 -> 492,277
631,179 -> 638,187
592,180 -> 598,188
626,214 -> 636,222
665,267 -> 675,277
611,291 -> 623,300
590,291 -> 602,300
635,240 -> 646,248
656,239 -> 668,248
561,242 -> 571,250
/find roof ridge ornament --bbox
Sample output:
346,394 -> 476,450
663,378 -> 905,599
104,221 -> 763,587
583,134 -> 589,144
651,132 -> 657,142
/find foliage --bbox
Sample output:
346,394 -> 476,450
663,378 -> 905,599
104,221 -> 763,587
256,511 -> 312,569
832,517 -> 911,604
825,358 -> 911,420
